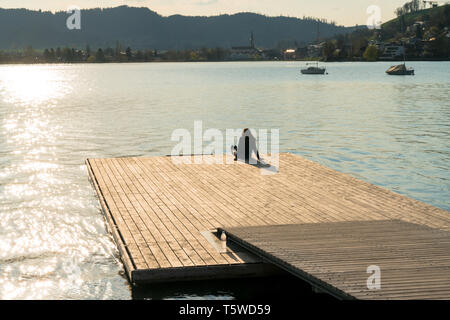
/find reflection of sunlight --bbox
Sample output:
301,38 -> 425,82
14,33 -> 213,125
3,184 -> 39,198
0,278 -> 53,300
0,66 -> 76,300
0,66 -> 71,106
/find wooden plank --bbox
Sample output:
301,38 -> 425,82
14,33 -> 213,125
221,220 -> 450,300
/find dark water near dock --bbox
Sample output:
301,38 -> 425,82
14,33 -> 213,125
0,61 -> 449,299
132,275 -> 335,301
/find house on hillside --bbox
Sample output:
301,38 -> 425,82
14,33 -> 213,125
379,44 -> 405,60
307,43 -> 325,58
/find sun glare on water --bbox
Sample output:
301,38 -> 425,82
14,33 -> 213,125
0,65 -> 72,107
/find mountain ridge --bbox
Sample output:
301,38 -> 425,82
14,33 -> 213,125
0,5 -> 359,50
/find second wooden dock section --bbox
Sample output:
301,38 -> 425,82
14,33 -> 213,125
86,153 -> 450,296
219,220 -> 450,300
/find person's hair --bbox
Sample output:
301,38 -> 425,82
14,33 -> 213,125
243,128 -> 249,134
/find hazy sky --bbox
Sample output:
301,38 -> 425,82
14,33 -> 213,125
1,0 -> 410,26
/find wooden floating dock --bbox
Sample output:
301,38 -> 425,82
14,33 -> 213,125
86,153 -> 450,298
219,220 -> 450,300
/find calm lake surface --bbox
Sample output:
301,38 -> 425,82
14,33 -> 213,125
0,61 -> 449,299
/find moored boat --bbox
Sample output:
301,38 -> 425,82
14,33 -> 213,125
386,16 -> 414,76
301,62 -> 326,75
386,63 -> 414,76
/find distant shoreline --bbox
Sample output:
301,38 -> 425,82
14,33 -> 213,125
1,59 -> 449,66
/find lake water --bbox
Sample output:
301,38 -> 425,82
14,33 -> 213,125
0,61 -> 449,299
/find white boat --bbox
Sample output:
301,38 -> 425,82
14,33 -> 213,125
301,62 -> 326,75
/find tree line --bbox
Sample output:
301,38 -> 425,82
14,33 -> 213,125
395,0 -> 427,17
0,46 -> 233,64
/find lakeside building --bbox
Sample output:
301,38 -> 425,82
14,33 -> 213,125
380,44 -> 405,60
307,43 -> 325,58
283,49 -> 297,60
230,32 -> 262,60
282,46 -> 308,60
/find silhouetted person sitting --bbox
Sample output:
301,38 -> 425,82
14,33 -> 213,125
232,128 -> 260,164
